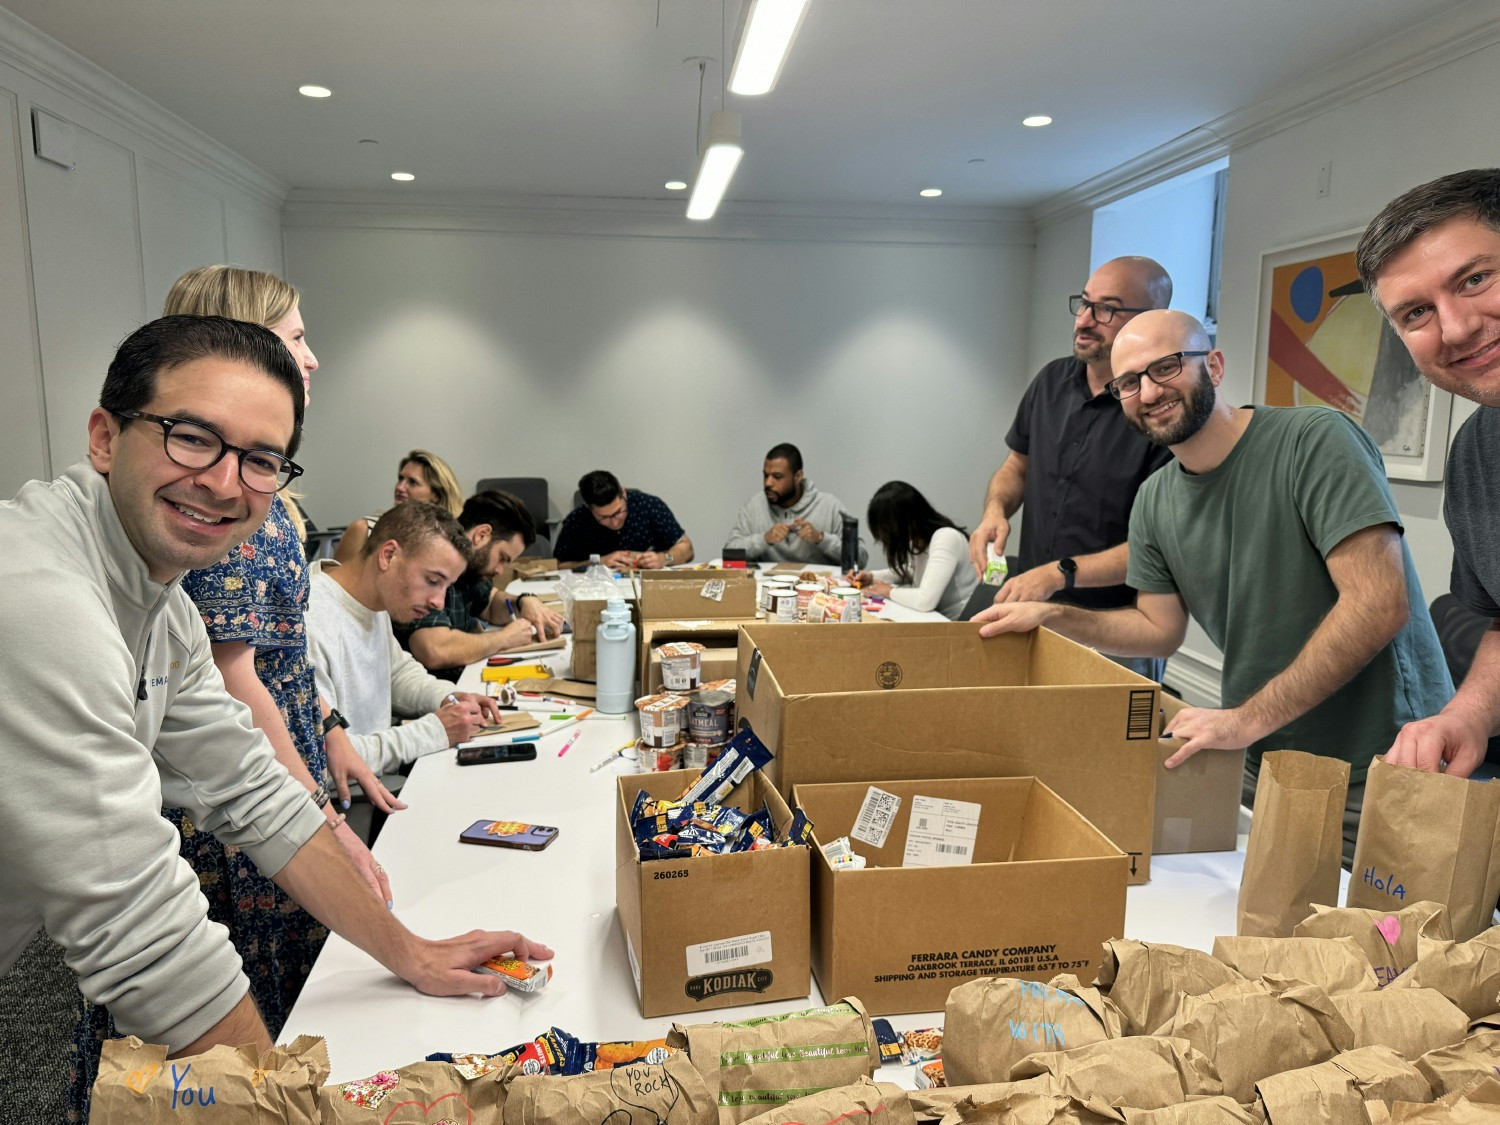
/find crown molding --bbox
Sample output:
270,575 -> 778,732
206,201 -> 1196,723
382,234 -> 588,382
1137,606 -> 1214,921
282,189 -> 1035,247
1031,1 -> 1500,226
0,6 -> 287,209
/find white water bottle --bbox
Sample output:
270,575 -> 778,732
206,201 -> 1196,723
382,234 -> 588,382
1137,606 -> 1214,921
594,597 -> 637,714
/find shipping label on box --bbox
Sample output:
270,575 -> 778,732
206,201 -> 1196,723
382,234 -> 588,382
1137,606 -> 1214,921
795,776 -> 1127,1016
615,769 -> 810,1018
736,622 -> 1162,884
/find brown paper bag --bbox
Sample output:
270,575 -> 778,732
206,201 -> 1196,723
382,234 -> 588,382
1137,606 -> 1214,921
1293,901 -> 1452,988
1386,927 -> 1500,1019
1238,751 -> 1349,937
1211,934 -> 1379,994
943,975 -> 1122,1086
1094,939 -> 1243,1036
1414,1028 -> 1500,1097
908,1077 -> 1060,1123
669,997 -> 880,1124
1254,1044 -> 1430,1123
1348,758 -> 1500,941
89,1034 -> 327,1123
502,1051 -> 715,1125
1326,987 -> 1470,1058
736,1078 -> 913,1125
512,676 -> 596,699
1379,1075 -> 1500,1123
1120,1099 -> 1265,1124
1159,977 -> 1355,1102
1008,1035 -> 1222,1110
941,1089 -> 1122,1125
321,1055 -> 519,1123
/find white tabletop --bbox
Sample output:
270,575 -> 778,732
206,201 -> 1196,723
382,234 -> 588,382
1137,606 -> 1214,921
281,585 -> 1266,1084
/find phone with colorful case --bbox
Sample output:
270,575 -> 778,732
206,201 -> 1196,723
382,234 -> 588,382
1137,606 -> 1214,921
458,819 -> 559,851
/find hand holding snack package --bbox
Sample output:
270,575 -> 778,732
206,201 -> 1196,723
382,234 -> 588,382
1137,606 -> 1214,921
1236,750 -> 1349,938
1347,757 -> 1500,941
502,1051 -> 715,1125
1326,987 -> 1470,1059
1253,1045 -> 1431,1123
735,1077 -> 914,1125
1414,1025 -> 1500,1097
1210,935 -> 1379,994
1007,1035 -> 1223,1111
1157,977 -> 1355,1102
1385,926 -> 1500,1019
1291,901 -> 1452,988
943,974 -> 1123,1086
1094,939 -> 1244,1037
668,998 -> 880,1124
89,1035 -> 327,1123
323,1055 -> 517,1123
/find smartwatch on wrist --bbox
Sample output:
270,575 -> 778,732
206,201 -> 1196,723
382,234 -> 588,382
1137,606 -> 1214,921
1057,557 -> 1078,591
321,709 -> 349,737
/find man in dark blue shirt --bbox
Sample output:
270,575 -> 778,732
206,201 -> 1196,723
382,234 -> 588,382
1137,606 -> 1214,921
553,470 -> 693,570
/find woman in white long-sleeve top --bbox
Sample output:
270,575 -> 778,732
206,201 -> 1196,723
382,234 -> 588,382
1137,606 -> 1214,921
848,481 -> 978,620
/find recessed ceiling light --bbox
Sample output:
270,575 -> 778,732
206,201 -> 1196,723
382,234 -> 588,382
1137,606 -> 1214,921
298,85 -> 332,99
390,172 -> 415,182
1022,115 -> 1053,128
919,188 -> 943,198
664,180 -> 687,191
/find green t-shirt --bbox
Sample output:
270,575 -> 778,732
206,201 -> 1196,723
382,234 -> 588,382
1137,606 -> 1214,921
1127,406 -> 1451,783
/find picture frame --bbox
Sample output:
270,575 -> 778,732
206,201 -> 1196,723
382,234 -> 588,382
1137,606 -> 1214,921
1253,228 -> 1451,482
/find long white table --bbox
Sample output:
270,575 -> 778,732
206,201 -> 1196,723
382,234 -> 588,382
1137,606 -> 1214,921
281,573 -> 1263,1084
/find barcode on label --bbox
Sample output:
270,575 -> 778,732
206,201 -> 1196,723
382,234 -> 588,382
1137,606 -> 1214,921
701,580 -> 726,602
704,944 -> 750,964
851,787 -> 901,848
1126,688 -> 1155,739
934,843 -> 968,855
917,817 -> 929,830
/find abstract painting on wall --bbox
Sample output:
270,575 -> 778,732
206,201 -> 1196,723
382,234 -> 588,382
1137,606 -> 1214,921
1256,230 -> 1451,481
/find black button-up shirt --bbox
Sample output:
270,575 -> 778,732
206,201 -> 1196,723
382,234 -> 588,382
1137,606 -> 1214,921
1005,357 -> 1172,610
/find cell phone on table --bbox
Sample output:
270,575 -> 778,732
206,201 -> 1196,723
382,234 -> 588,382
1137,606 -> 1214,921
456,744 -> 538,766
458,819 -> 559,850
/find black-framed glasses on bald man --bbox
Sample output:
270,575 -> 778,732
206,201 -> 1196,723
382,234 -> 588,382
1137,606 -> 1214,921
1068,294 -> 1152,324
1107,351 -> 1211,400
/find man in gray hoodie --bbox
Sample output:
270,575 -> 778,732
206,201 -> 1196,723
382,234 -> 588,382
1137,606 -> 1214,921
0,316 -> 549,1064
725,442 -> 865,565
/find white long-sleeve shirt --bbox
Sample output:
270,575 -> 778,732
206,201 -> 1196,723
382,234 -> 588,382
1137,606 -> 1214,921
305,560 -> 451,773
872,526 -> 978,619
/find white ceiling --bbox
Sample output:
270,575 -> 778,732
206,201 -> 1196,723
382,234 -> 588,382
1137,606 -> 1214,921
0,0 -> 1483,209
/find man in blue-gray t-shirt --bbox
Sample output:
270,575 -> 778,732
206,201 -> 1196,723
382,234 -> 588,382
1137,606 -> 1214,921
1359,168 -> 1500,780
977,309 -> 1451,861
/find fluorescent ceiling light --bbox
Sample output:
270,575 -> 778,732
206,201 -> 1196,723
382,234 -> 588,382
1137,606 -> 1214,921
390,172 -> 415,182
298,85 -> 332,98
919,188 -> 943,198
729,0 -> 810,96
1022,115 -> 1053,128
686,111 -> 743,222
665,180 -> 687,191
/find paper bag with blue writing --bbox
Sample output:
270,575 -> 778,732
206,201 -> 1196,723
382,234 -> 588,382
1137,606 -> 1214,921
942,975 -> 1123,1087
88,1034 -> 326,1124
1347,757 -> 1500,941
1237,750 -> 1349,938
1292,900 -> 1452,988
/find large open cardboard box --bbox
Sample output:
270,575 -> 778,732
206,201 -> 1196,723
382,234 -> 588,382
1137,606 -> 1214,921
638,619 -> 755,695
615,769 -> 810,1018
736,622 -> 1164,884
795,775 -> 1127,1015
1153,693 -> 1246,854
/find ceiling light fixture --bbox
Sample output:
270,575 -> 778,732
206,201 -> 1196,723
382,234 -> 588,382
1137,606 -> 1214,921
665,180 -> 687,191
728,0 -> 810,96
1022,115 -> 1053,128
390,172 -> 415,182
298,85 -> 332,99
919,188 -> 943,198
686,110 -> 743,221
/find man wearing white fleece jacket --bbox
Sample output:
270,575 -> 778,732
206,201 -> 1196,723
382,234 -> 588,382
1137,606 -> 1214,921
725,442 -> 866,566
0,316 -> 548,1069
306,501 -> 498,773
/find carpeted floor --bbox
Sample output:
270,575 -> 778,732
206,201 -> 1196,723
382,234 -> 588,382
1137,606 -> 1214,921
0,932 -> 80,1122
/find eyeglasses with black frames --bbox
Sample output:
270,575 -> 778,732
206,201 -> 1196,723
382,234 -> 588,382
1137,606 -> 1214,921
1068,295 -> 1152,324
112,410 -> 304,493
1107,351 -> 1211,400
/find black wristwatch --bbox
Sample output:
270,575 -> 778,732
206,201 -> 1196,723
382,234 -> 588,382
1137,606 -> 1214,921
321,709 -> 349,736
1057,557 -> 1078,591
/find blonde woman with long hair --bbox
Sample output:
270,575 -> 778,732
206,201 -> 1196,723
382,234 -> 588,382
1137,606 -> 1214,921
332,448 -> 464,565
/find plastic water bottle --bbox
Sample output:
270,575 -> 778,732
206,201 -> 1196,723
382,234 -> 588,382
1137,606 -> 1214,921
584,552 -> 615,588
594,597 -> 637,714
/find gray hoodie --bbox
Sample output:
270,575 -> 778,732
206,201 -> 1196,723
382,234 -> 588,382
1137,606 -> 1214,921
0,461 -> 324,1049
725,479 -> 865,565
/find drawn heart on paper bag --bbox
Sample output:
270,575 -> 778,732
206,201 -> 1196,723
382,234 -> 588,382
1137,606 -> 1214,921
125,1063 -> 160,1094
1375,915 -> 1402,947
381,1092 -> 473,1125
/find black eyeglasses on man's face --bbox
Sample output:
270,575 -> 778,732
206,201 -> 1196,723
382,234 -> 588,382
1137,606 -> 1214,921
112,410 -> 303,493
1068,294 -> 1151,325
1107,351 -> 1211,400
